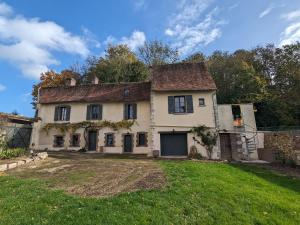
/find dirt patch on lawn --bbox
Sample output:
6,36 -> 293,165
7,152 -> 166,197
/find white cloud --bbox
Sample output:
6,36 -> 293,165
280,22 -> 300,46
0,2 -> 12,15
165,0 -> 224,55
120,31 -> 146,50
0,83 -> 6,91
0,2 -> 90,79
281,9 -> 300,21
259,6 -> 274,18
104,30 -> 146,51
280,9 -> 300,46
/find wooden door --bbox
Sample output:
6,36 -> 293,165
88,131 -> 97,151
123,134 -> 133,153
220,133 -> 232,161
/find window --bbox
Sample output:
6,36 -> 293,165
137,133 -> 147,146
54,136 -> 64,147
124,89 -> 130,97
87,104 -> 102,120
70,134 -> 80,147
199,98 -> 205,106
124,103 -> 137,120
168,96 -> 193,114
174,96 -> 186,113
54,106 -> 70,121
232,105 -> 243,127
105,133 -> 114,147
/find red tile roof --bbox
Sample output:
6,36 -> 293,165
151,63 -> 217,91
39,82 -> 151,104
38,63 -> 216,104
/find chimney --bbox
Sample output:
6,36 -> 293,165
92,75 -> 99,85
70,77 -> 77,86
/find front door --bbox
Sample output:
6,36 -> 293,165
88,131 -> 97,151
220,133 -> 232,161
123,134 -> 133,153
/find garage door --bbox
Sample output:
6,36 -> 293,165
160,133 -> 188,156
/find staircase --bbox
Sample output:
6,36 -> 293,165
245,136 -> 257,156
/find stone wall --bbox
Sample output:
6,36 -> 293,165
258,131 -> 300,165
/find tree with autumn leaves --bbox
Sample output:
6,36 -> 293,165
32,41 -> 300,127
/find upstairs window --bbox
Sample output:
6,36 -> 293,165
124,103 -> 137,120
53,135 -> 64,147
105,133 -> 115,147
199,98 -> 205,106
54,106 -> 71,121
87,104 -> 102,120
168,96 -> 193,114
174,96 -> 186,113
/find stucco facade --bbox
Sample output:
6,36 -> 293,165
30,63 -> 259,160
31,101 -> 151,154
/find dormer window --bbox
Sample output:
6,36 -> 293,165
124,89 -> 130,97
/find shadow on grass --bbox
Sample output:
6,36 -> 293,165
229,163 -> 300,193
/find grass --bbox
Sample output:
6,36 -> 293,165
0,160 -> 299,225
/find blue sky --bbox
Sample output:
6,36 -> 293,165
0,0 -> 300,117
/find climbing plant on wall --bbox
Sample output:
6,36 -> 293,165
190,125 -> 218,159
42,120 -> 136,135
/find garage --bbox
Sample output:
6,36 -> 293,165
160,133 -> 188,156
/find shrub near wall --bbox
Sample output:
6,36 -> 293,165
0,148 -> 26,160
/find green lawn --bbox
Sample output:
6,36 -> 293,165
0,161 -> 299,225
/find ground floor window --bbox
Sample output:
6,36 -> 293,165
137,132 -> 147,146
70,134 -> 80,147
105,133 -> 115,147
53,135 -> 64,147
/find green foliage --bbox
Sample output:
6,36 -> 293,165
188,145 -> 204,159
0,148 -> 25,159
84,44 -> 149,83
0,135 -> 8,151
42,120 -> 136,134
190,125 -> 217,159
138,40 -> 179,65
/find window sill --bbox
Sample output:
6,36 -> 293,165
199,105 -> 206,107
105,145 -> 115,147
136,145 -> 147,147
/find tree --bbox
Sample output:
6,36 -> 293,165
84,44 -> 149,83
138,40 -> 179,66
206,50 -> 268,104
31,70 -> 79,109
182,52 -> 206,63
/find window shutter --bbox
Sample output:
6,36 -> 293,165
99,105 -> 103,120
133,103 -> 137,119
86,105 -> 91,120
168,96 -> 175,114
54,106 -> 59,121
186,95 -> 194,113
124,104 -> 128,120
66,106 -> 71,121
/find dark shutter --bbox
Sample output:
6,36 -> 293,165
133,103 -> 137,119
124,104 -> 128,120
54,106 -> 59,121
168,96 -> 175,114
99,105 -> 103,120
186,95 -> 194,113
86,105 -> 91,120
66,106 -> 71,121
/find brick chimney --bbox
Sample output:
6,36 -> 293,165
92,75 -> 99,85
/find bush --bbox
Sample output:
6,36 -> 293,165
0,148 -> 26,160
188,145 -> 204,160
